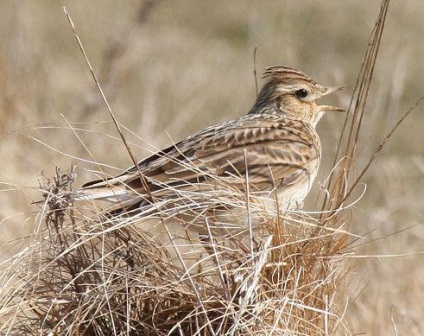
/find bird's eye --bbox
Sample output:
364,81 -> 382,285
294,89 -> 309,99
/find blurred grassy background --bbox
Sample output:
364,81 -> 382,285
0,0 -> 423,334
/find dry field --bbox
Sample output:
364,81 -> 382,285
0,0 -> 423,334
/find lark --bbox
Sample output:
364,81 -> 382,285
79,66 -> 343,223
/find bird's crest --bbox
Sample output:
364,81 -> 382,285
262,66 -> 317,85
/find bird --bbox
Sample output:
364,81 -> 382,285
78,66 -> 343,230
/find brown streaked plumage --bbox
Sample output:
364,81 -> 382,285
79,66 -> 343,219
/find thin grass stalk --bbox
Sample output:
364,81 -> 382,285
321,0 -> 390,218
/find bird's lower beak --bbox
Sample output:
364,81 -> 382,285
319,105 -> 345,113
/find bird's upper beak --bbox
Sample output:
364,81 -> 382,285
318,85 -> 345,113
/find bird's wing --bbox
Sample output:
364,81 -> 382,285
188,114 -> 321,190
82,114 -> 320,200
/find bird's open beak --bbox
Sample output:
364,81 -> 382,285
319,86 -> 345,113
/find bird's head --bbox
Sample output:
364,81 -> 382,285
251,66 -> 344,126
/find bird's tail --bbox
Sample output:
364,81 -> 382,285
74,184 -> 149,218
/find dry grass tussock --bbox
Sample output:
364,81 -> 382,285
0,165 -> 354,335
1,0 -> 416,335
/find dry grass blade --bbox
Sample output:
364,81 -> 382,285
344,95 -> 423,204
63,6 -> 156,206
321,0 -> 391,217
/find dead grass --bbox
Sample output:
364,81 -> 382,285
0,165 -> 354,335
0,0 -> 423,335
